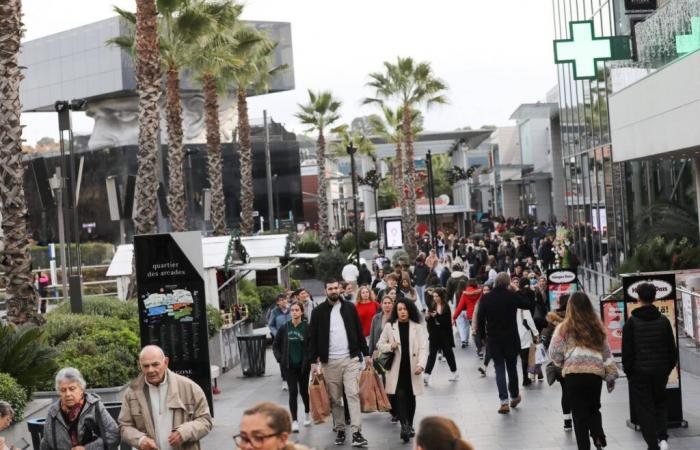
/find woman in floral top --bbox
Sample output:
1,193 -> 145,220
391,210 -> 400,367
548,292 -> 618,450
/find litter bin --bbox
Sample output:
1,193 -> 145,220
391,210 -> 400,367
237,334 -> 267,376
27,418 -> 45,450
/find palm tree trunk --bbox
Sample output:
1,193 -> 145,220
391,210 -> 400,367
395,141 -> 409,251
203,74 -> 227,236
237,87 -> 254,235
133,0 -> 162,235
0,0 -> 43,326
164,66 -> 187,232
317,132 -> 331,249
402,105 -> 418,259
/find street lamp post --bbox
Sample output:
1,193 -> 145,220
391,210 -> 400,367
347,143 -> 361,267
426,150 -> 438,251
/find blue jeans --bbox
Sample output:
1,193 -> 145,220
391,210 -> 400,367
490,342 -> 520,403
415,285 -> 427,310
456,312 -> 470,343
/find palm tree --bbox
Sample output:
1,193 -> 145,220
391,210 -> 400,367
110,1 -> 213,232
295,90 -> 342,249
365,57 -> 447,258
0,0 -> 43,326
188,0 -> 244,236
132,0 -> 164,235
328,124 -> 375,160
368,105 -> 423,252
223,26 -> 287,235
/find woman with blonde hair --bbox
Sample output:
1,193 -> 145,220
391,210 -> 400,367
415,416 -> 475,450
549,292 -> 618,450
234,402 -> 311,450
355,285 -> 379,338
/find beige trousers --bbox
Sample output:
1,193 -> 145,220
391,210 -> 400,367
323,356 -> 362,432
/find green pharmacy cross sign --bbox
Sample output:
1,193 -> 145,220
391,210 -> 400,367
676,17 -> 700,55
554,21 -> 631,80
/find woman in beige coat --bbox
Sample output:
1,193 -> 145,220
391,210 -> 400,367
377,298 -> 428,443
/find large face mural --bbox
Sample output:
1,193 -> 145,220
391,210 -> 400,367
85,93 -> 237,150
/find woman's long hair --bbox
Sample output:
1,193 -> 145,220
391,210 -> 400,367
355,285 -> 376,305
559,291 -> 607,351
389,298 -> 422,324
416,416 -> 475,450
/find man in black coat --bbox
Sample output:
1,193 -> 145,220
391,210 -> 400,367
622,283 -> 677,450
476,272 -> 535,414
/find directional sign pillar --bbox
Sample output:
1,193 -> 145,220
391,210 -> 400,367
554,21 -> 631,80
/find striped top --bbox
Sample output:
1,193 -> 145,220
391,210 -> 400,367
548,323 -> 618,383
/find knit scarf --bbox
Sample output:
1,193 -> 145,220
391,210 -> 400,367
60,396 -> 85,446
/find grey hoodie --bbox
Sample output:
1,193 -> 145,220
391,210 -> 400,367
40,392 -> 120,450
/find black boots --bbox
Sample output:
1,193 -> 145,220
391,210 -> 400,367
400,423 -> 411,443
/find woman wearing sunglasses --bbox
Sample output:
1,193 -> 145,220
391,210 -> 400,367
234,402 -> 311,450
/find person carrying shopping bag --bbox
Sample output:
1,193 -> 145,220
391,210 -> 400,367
548,292 -> 618,450
517,306 -> 539,387
376,298 -> 428,443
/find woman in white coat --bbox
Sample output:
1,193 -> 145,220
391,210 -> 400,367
517,305 -> 539,387
377,298 -> 428,443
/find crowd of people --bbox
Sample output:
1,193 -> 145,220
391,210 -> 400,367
1,219 -> 678,450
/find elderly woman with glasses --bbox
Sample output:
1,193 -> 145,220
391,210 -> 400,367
235,402 -> 311,450
40,368 -> 120,450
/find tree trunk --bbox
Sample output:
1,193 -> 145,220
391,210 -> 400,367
0,0 -> 43,326
317,132 -> 331,249
133,0 -> 162,235
237,87 -> 254,235
395,141 -> 409,252
164,66 -> 187,232
402,105 -> 418,259
203,74 -> 227,236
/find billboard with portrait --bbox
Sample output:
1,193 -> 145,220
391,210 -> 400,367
601,300 -> 625,356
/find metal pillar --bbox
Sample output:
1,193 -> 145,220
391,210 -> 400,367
348,143 -> 361,267
263,110 -> 274,231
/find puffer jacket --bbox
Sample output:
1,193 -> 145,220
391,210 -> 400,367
268,306 -> 291,337
40,393 -> 120,450
622,304 -> 677,378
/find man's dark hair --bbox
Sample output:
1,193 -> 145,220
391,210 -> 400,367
389,298 -> 422,324
276,293 -> 288,302
636,282 -> 657,303
324,278 -> 339,288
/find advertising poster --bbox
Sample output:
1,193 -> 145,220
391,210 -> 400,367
547,269 -> 579,311
681,292 -> 694,339
601,300 -> 625,355
135,232 -> 213,414
621,272 -> 684,427
385,219 -> 404,249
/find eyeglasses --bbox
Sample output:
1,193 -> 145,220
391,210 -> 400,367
233,433 -> 280,448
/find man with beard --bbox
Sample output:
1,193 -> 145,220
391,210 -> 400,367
308,280 -> 370,447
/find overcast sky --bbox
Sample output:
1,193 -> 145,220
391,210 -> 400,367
21,0 -> 557,146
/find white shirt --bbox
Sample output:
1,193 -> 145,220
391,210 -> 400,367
341,264 -> 359,282
328,301 -> 350,359
145,373 -> 174,450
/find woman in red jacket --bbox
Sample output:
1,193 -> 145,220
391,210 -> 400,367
453,279 -> 483,355
355,285 -> 380,338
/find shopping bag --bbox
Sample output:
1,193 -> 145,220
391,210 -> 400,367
527,343 -> 537,367
309,370 -> 331,424
535,343 -> 550,365
359,368 -> 378,413
373,370 -> 392,412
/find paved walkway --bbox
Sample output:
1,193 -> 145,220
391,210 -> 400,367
202,338 -> 700,450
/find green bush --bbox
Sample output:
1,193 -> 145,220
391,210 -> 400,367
314,250 -> 348,282
237,278 -> 262,321
43,313 -> 139,346
30,242 -> 115,269
339,233 -> 357,255
52,296 -> 138,320
289,278 -> 301,290
296,232 -> 322,254
257,285 -> 286,311
620,236 -> 700,273
0,373 -> 27,422
361,231 -> 378,248
0,323 -> 59,396
206,304 -> 223,338
391,250 -> 410,267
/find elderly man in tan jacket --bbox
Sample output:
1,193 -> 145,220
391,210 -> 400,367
119,345 -> 212,450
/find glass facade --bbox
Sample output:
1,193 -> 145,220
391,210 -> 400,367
552,0 -> 627,295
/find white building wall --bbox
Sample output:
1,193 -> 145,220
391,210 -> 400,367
502,184 -> 520,218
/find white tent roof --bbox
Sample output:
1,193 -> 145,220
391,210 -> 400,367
106,234 -> 289,277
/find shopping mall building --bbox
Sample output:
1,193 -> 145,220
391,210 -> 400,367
553,0 -> 700,296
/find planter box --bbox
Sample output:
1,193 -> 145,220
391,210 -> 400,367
34,383 -> 128,404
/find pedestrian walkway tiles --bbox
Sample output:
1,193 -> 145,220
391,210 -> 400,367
203,339 -> 700,449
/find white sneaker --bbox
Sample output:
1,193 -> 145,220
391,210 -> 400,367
303,415 -> 312,427
448,371 -> 460,381
423,374 -> 430,386
292,421 -> 299,433
282,382 -> 288,391
659,440 -> 669,450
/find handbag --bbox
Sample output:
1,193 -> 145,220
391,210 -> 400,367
545,363 -> 562,385
373,325 -> 397,375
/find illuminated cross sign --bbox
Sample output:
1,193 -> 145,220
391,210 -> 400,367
554,21 -> 631,80
676,17 -> 700,55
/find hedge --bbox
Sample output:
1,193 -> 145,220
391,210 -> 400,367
0,373 -> 27,422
